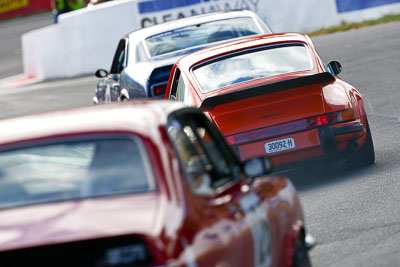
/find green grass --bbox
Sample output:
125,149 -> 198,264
307,13 -> 400,36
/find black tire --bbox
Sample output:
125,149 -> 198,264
292,234 -> 312,267
119,96 -> 128,102
344,117 -> 375,169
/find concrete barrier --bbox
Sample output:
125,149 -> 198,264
22,0 -> 142,80
21,0 -> 400,81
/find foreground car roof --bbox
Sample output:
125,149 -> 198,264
0,101 -> 186,146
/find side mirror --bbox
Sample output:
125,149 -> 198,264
95,69 -> 109,78
327,61 -> 342,75
243,157 -> 272,178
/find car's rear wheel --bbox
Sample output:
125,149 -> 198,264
292,233 -> 312,267
344,117 -> 375,169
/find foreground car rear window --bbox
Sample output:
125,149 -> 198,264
0,137 -> 154,210
193,44 -> 314,93
145,17 -> 261,57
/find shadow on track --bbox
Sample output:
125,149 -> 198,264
277,159 -> 381,192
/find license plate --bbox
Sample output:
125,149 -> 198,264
264,137 -> 296,154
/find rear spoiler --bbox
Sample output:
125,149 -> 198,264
199,72 -> 335,111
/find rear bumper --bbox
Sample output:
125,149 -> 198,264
332,123 -> 363,136
319,123 -> 364,153
235,121 -> 364,166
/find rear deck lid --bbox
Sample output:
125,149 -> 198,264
201,73 -> 334,137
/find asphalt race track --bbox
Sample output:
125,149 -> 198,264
1,13 -> 400,267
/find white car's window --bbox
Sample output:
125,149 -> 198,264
193,44 -> 314,93
145,17 -> 261,57
0,137 -> 154,210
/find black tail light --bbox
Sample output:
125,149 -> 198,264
151,82 -> 168,97
149,65 -> 173,98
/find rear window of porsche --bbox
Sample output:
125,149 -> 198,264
144,17 -> 262,57
0,136 -> 155,210
193,44 -> 314,93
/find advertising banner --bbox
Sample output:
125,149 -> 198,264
0,0 -> 29,13
335,0 -> 400,13
137,0 -> 260,28
0,0 -> 51,20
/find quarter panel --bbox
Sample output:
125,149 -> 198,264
122,68 -> 147,98
322,78 -> 352,112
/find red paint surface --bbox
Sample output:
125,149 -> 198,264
0,101 -> 305,266
166,33 -> 368,166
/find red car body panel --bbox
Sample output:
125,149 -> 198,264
0,101 -> 307,266
165,33 -> 370,167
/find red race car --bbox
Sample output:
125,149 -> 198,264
165,33 -> 375,169
0,101 -> 313,266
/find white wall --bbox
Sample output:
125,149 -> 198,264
258,0 -> 400,33
21,0 -> 400,81
22,0 -> 141,80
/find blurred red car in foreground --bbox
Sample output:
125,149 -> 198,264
0,101 -> 313,266
165,33 -> 375,169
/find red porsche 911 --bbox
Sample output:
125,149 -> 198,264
165,33 -> 375,169
0,101 -> 313,266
